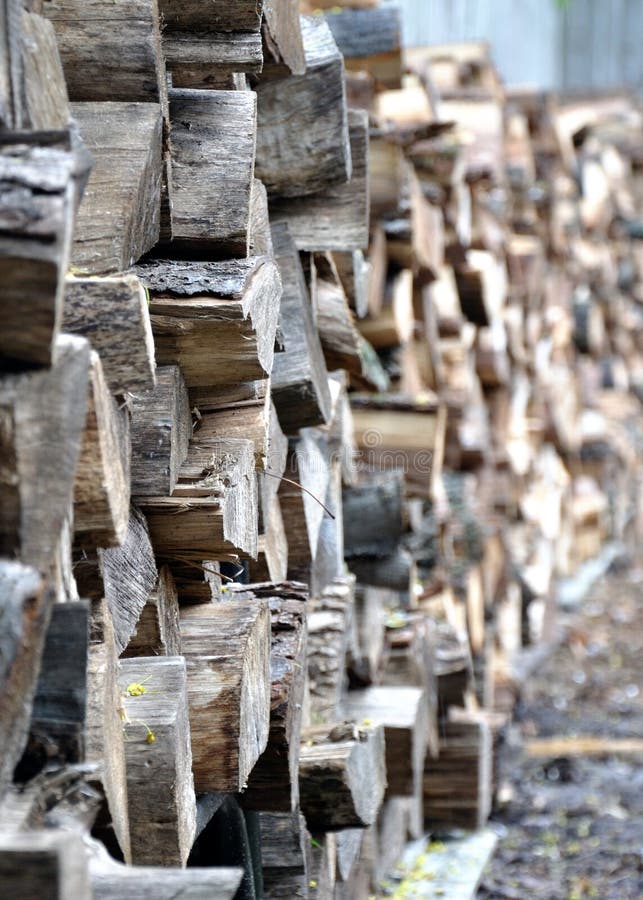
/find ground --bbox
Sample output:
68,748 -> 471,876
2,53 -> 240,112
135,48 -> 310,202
477,559 -> 643,900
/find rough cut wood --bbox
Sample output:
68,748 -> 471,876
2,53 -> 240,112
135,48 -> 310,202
42,0 -> 167,107
163,31 -> 263,87
270,223 -> 331,432
325,4 -> 402,88
0,140 -> 76,367
130,366 -> 192,498
62,275 -> 155,395
195,396 -> 271,470
0,335 -> 90,570
0,0 -> 23,129
341,686 -> 429,797
0,561 -> 48,798
0,831 -> 90,899
270,108 -> 370,251
20,10 -> 70,130
307,576 -> 356,723
263,0 -> 305,75
343,470 -> 406,557
71,101 -> 162,274
260,811 -> 310,900
299,723 -> 386,831
231,582 -> 307,813
249,178 -> 273,257
121,565 -> 181,659
135,257 -> 281,388
158,0 -> 262,32
73,352 -> 131,549
332,249 -> 369,318
253,493 -> 289,583
256,15 -> 350,198
142,438 -> 258,561
179,599 -> 271,792
310,459 -> 344,597
167,89 -> 256,256
119,656 -> 196,866
315,259 -> 365,376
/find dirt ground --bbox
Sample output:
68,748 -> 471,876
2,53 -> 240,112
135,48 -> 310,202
477,559 -> 643,900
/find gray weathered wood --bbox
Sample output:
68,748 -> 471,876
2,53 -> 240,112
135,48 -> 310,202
307,576 -> 356,723
62,275 -> 155,395
325,4 -> 402,88
163,30 -> 263,87
332,249 -> 369,318
73,352 -> 131,549
21,10 -> 70,129
0,335 -> 90,570
270,223 -> 331,432
260,811 -> 310,900
179,599 -> 271,792
0,831 -> 90,899
0,0 -> 22,129
194,391 -> 271,470
248,178 -> 273,257
310,459 -> 344,597
119,656 -> 196,866
167,88 -> 256,256
0,561 -> 48,798
231,582 -> 308,813
134,257 -> 281,388
348,549 -> 415,592
270,108 -> 369,251
43,0 -> 167,108
158,0 -> 263,32
0,141 -> 76,367
130,366 -> 192,498
121,565 -> 181,658
343,470 -> 406,558
299,722 -> 386,831
263,0 -> 305,75
253,493 -> 288,583
71,101 -> 162,274
256,15 -> 350,198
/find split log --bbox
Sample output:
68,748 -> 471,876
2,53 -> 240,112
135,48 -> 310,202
179,599 -> 271,792
253,493 -> 289,583
270,222 -> 331,432
315,256 -> 365,376
121,565 -> 181,659
130,366 -> 192,498
348,548 -> 416,593
135,257 -> 281,388
310,459 -> 344,597
307,575 -> 356,723
255,15 -> 350,199
141,438 -> 258,561
263,0 -> 305,76
249,179 -> 273,257
16,601 -> 88,780
374,798 -> 410,885
341,686 -> 429,797
347,586 -> 387,687
331,249 -> 369,318
0,561 -> 49,798
307,831 -> 337,900
259,811 -> 310,900
0,0 -> 23,129
0,139 -> 76,367
357,268 -> 414,350
71,101 -> 163,274
0,335 -> 90,570
62,275 -> 155,395
163,31 -> 263,88
118,656 -> 196,866
433,622 -> 472,715
167,88 -> 256,256
20,10 -> 70,130
299,723 -> 386,831
423,717 -> 492,831
343,470 -> 406,558
73,351 -> 131,549
324,4 -> 402,88
335,828 -> 364,885
0,831 -> 90,899
454,250 -> 508,327
270,108 -> 370,252
171,559 -> 222,606
194,390 -> 271,470
231,582 -> 308,813
42,0 -> 167,107
158,0 -> 262,32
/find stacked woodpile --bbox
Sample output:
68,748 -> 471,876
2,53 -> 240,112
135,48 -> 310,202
2,0 -> 643,897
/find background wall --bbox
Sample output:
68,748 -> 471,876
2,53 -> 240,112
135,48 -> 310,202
398,0 -> 643,93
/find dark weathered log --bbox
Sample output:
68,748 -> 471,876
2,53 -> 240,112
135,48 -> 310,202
0,561 -> 49,798
0,140 -> 76,367
163,31 -> 262,87
71,101 -> 163,274
299,722 -> 386,831
167,88 -> 256,256
259,812 -> 310,900
171,559 -> 222,606
343,470 -> 406,558
119,656 -> 196,866
141,438 -> 258,561
348,549 -> 416,592
270,108 -> 370,252
256,15 -> 349,199
43,0 -> 167,107
263,0 -> 305,75
17,601 -> 89,780
307,576 -> 356,723
341,686 -> 429,797
158,0 -> 262,32
324,5 -> 402,88
347,585 -> 387,687
62,275 -> 155,395
0,831 -> 90,899
20,10 -> 70,130
433,622 -> 473,714
231,582 -> 307,813
121,565 -> 181,658
0,335 -> 90,570
270,223 -> 331,433
134,257 -> 281,388
73,352 -> 131,549
179,600 -> 271,792
130,366 -> 192,498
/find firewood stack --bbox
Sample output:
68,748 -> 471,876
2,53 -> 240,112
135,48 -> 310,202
2,0 -> 643,897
